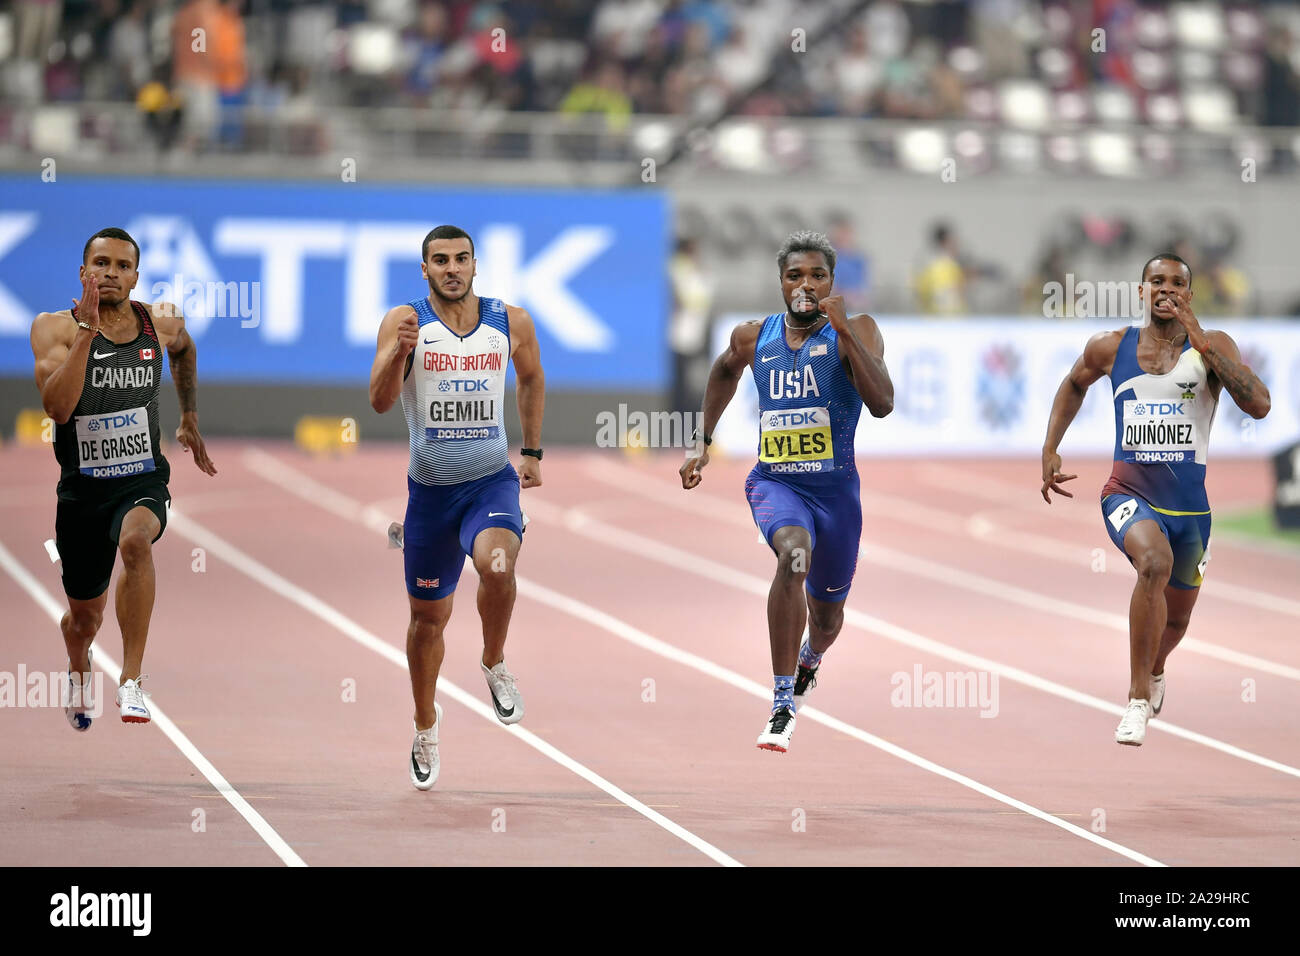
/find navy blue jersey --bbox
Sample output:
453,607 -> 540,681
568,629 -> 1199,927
750,312 -> 863,488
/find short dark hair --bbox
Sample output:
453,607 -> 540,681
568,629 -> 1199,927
422,225 -> 474,261
777,230 -> 836,274
83,227 -> 140,269
1142,252 -> 1192,284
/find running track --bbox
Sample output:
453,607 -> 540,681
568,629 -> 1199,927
2,442 -> 1297,867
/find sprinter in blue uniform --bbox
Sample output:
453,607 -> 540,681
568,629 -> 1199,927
681,231 -> 894,752
1042,253 -> 1270,746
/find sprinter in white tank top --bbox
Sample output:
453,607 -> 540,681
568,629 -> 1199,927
369,226 -> 546,790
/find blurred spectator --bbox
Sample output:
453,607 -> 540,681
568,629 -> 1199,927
15,0 -> 61,62
213,0 -> 248,146
137,68 -> 184,152
403,2 -> 450,101
1260,27 -> 1300,128
1194,253 -> 1253,318
107,1 -> 151,98
828,217 -> 871,312
172,0 -> 222,150
832,25 -> 881,116
668,236 -> 715,415
914,223 -> 968,315
560,61 -> 632,130
1023,243 -> 1071,316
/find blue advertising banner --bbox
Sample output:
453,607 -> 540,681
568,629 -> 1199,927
0,177 -> 669,388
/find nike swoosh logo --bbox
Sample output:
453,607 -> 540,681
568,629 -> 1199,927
93,350 -> 115,359
488,512 -> 513,518
825,583 -> 850,592
410,748 -> 430,783
423,337 -> 443,345
134,498 -> 155,505
760,355 -> 778,362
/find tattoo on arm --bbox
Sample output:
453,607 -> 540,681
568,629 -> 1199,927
1203,344 -> 1264,413
172,335 -> 198,413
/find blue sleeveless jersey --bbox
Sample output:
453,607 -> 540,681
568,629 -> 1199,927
750,312 -> 862,488
1101,325 -> 1218,514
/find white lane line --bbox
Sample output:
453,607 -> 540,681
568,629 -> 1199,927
587,457 -> 1300,681
166,496 -> 741,869
579,459 -> 1300,781
961,507 -> 1300,623
245,451 -> 1164,867
0,537 -> 307,868
859,541 -> 1300,681
913,463 -> 1300,563
864,486 -> 1300,623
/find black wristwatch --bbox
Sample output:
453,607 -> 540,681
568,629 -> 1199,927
521,447 -> 543,460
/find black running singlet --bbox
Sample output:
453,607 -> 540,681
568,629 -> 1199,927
53,301 -> 170,501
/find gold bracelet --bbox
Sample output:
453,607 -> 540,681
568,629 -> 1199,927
76,320 -> 98,333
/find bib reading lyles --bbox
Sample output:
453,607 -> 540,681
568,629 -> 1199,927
74,406 -> 155,478
759,406 -> 833,467
1121,400 -> 1197,463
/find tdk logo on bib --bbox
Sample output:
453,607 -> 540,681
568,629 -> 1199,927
436,378 -> 491,393
767,410 -> 819,428
87,412 -> 140,432
1132,402 -> 1184,416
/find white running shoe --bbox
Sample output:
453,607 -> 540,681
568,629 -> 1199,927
1149,673 -> 1165,717
1115,698 -> 1151,746
63,648 -> 94,732
410,702 -> 443,791
757,707 -> 796,752
115,676 -> 150,724
481,660 -> 524,724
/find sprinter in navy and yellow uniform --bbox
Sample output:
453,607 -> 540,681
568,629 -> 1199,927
681,231 -> 894,753
1043,253 -> 1270,746
31,228 -> 216,730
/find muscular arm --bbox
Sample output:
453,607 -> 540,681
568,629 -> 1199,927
154,302 -> 217,475
680,322 -> 758,489
1041,330 -> 1119,502
508,306 -> 545,449
154,303 -> 197,414
370,306 -> 416,414
698,321 -> 759,439
31,312 -> 92,424
1196,331 -> 1271,420
838,313 -> 893,417
1044,331 -> 1118,456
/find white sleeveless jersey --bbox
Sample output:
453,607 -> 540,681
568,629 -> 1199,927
401,295 -> 511,485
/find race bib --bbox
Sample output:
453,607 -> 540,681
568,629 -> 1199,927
425,397 -> 500,442
760,406 -> 832,469
1121,400 -> 1196,464
75,406 -> 155,478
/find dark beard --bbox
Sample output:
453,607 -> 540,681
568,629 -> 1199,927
430,283 -> 470,304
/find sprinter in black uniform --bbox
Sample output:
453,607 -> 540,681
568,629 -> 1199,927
30,227 -> 216,730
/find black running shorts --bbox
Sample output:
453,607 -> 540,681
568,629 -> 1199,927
55,479 -> 171,601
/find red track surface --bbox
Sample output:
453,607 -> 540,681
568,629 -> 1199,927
2,441 -> 1298,866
